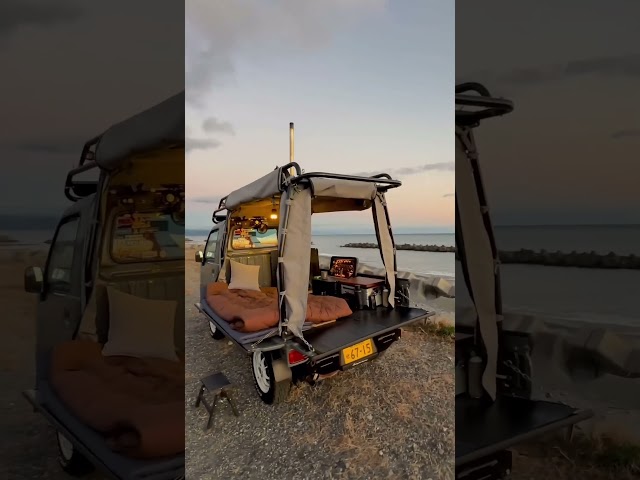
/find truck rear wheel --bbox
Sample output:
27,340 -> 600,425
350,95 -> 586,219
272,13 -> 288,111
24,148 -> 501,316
251,351 -> 291,404
208,321 -> 225,340
56,431 -> 94,476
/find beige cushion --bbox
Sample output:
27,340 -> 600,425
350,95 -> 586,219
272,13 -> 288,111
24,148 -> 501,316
102,287 -> 178,361
228,260 -> 261,291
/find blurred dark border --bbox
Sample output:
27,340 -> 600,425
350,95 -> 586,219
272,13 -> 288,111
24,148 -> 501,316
455,1 -> 640,479
0,2 -> 185,479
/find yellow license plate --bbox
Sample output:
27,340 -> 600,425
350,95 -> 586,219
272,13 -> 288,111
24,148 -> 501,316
342,339 -> 375,365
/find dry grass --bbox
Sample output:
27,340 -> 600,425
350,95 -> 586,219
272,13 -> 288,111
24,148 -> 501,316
513,431 -> 640,479
410,321 -> 455,340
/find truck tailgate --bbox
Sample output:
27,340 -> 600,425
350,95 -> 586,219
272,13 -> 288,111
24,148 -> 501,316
456,394 -> 593,466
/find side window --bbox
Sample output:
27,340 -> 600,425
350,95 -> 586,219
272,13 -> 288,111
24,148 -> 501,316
46,217 -> 80,295
204,229 -> 219,262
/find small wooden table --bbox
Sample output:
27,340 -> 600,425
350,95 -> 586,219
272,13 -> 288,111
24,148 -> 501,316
195,371 -> 239,429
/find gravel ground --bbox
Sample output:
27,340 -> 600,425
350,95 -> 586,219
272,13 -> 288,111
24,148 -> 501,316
185,259 -> 456,480
0,249 -> 103,480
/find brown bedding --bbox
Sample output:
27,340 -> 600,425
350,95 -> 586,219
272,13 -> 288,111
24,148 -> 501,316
50,340 -> 184,459
206,281 -> 353,332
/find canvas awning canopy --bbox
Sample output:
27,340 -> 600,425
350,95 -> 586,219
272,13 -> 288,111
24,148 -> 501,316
94,91 -> 185,170
223,172 -> 382,215
271,172 -> 399,342
216,166 -> 402,343
225,168 -> 284,211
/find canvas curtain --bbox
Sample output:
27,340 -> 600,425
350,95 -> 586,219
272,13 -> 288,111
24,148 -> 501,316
278,185 -> 312,339
456,128 -> 498,400
372,193 -> 396,308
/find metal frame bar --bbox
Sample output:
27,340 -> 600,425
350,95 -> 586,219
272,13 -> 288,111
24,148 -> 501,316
292,171 -> 401,190
78,136 -> 101,167
456,82 -> 514,126
64,135 -> 101,202
64,162 -> 99,202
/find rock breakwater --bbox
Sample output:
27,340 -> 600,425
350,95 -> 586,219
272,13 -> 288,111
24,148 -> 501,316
341,242 -> 455,253
342,242 -> 640,269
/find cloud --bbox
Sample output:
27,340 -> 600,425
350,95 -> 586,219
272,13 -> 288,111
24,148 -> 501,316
185,0 -> 386,105
352,162 -> 454,177
611,129 -> 640,140
8,135 -> 90,156
202,117 -> 235,135
186,138 -> 221,152
442,193 -> 454,198
466,54 -> 640,90
0,1 -> 84,38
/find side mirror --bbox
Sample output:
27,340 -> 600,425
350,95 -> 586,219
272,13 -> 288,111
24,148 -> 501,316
195,250 -> 203,263
24,266 -> 44,293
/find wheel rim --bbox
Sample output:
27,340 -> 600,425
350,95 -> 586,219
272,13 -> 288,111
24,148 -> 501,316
252,351 -> 270,393
57,432 -> 74,460
209,321 -> 217,336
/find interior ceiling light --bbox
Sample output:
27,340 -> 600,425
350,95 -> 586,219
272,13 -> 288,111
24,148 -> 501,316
270,197 -> 278,220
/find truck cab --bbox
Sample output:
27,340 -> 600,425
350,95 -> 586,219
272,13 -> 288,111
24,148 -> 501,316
22,93 -> 186,480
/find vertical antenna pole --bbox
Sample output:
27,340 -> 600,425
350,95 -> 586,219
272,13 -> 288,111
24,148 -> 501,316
289,122 -> 295,177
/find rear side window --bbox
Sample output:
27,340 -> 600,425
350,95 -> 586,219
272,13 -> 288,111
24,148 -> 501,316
47,217 -> 80,295
111,212 -> 184,262
231,228 -> 277,250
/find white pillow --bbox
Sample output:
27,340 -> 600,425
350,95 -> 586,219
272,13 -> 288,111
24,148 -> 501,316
228,260 -> 261,291
102,287 -> 178,362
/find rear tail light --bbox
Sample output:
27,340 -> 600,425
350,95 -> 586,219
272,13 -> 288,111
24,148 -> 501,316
288,349 -> 308,366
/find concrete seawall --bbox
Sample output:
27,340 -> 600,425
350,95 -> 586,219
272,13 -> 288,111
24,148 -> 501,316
318,254 -> 455,300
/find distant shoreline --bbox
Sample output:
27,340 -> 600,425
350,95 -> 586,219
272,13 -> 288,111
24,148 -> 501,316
342,242 -> 455,252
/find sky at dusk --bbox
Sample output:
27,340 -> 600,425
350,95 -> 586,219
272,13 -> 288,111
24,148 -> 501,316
2,2 -> 637,232
185,0 -> 455,233
456,0 -> 640,225
0,1 -> 184,218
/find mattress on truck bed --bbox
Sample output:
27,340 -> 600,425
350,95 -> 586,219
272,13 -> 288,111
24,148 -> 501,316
205,281 -> 352,332
49,340 -> 185,460
25,381 -> 184,480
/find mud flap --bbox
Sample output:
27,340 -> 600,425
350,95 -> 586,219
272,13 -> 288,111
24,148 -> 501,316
272,357 -> 292,384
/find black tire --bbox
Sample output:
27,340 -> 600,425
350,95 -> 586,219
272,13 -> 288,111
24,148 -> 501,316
208,321 -> 225,340
56,431 -> 95,476
251,350 -> 291,404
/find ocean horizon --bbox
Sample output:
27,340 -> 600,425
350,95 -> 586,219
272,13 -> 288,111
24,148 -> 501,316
4,222 -> 640,327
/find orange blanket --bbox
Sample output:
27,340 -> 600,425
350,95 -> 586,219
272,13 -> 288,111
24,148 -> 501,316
50,340 -> 184,459
206,282 -> 353,332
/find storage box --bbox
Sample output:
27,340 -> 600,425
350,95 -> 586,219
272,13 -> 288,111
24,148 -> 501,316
311,277 -> 340,296
339,281 -> 384,309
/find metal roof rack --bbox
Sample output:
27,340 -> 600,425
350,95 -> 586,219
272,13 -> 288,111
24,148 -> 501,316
456,82 -> 514,126
64,136 -> 100,202
211,166 -> 401,223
